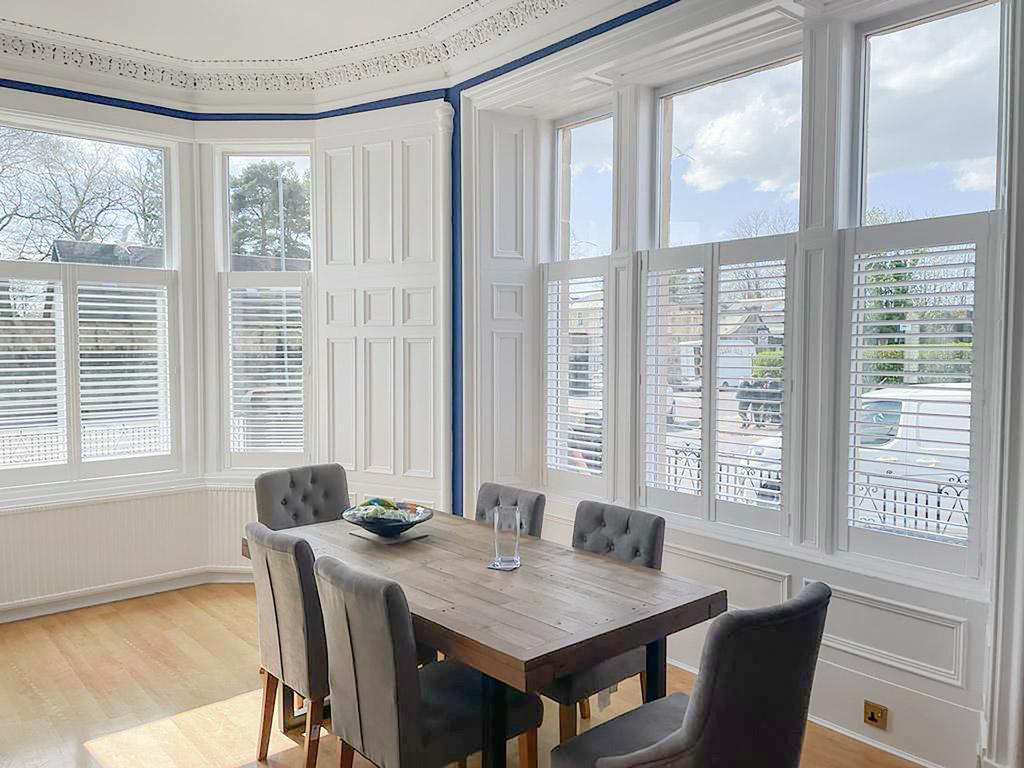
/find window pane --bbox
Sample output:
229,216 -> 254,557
561,118 -> 613,259
645,266 -> 705,495
546,275 -> 605,475
0,278 -> 66,467
663,61 -> 802,247
228,155 -> 311,272
848,242 -> 974,545
78,282 -> 171,461
228,286 -> 304,453
715,259 -> 786,511
0,125 -> 165,266
863,4 -> 1001,221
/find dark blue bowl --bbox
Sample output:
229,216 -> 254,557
343,505 -> 433,538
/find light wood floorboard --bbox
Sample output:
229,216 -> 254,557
0,583 -> 918,768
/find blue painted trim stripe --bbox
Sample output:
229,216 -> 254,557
0,78 -> 447,121
0,0 -> 683,518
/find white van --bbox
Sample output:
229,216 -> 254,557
678,338 -> 757,389
743,384 -> 971,535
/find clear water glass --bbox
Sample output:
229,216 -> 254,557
487,504 -> 521,571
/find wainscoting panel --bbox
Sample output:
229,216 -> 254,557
0,489 -> 210,619
314,102 -> 452,511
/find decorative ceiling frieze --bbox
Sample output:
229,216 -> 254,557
0,0 -> 571,93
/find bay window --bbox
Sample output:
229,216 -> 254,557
0,125 -> 178,485
221,153 -> 311,467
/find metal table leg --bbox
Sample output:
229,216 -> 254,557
481,674 -> 508,768
644,637 -> 667,703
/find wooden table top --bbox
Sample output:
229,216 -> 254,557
243,512 -> 727,692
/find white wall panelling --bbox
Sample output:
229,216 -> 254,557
467,109 -> 542,500
314,102 -> 453,509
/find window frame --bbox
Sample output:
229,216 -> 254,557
215,147 -> 314,471
849,0 -> 1005,226
655,53 -> 804,249
0,122 -> 183,489
554,109 -> 616,262
834,210 -> 999,576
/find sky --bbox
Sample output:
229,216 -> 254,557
564,1 -> 1001,254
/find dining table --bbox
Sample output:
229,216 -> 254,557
241,510 -> 727,768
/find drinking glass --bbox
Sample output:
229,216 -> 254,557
487,504 -> 521,571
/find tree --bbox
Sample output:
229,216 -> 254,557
119,147 -> 165,248
228,160 -> 310,269
728,206 -> 797,239
21,132 -> 127,249
0,126 -> 35,239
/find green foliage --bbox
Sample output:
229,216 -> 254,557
752,348 -> 784,379
228,160 -> 310,266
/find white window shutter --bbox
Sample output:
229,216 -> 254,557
714,258 -> 787,513
546,274 -> 605,478
0,278 -> 66,469
847,241 -> 975,547
228,286 -> 305,455
644,264 -> 705,496
77,281 -> 171,462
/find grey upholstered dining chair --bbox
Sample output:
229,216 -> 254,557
314,555 -> 545,768
550,581 -> 832,768
543,500 -> 665,742
475,482 -> 546,537
255,463 -> 350,530
245,522 -> 329,768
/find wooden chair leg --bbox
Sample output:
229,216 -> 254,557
338,739 -> 355,768
640,671 -> 647,701
558,702 -> 577,743
518,729 -> 538,768
303,697 -> 325,768
258,669 -> 279,762
578,697 -> 591,720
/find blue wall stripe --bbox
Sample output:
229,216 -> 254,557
0,0 -> 683,516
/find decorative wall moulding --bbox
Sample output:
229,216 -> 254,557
0,0 -> 574,95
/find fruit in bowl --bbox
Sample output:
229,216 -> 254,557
343,498 -> 433,537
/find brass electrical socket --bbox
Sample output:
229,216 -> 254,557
864,700 -> 888,730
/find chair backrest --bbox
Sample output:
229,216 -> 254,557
315,555 -> 423,768
245,522 -> 328,700
572,501 -> 665,569
611,582 -> 829,768
255,464 -> 350,530
475,483 -> 546,537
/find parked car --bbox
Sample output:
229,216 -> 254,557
742,384 -> 971,531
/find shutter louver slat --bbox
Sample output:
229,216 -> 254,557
77,282 -> 172,462
0,279 -> 66,468
228,286 -> 304,454
848,242 -> 975,546
546,275 -> 604,476
715,259 -> 786,511
644,266 -> 704,495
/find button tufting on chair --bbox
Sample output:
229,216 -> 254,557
255,464 -> 350,530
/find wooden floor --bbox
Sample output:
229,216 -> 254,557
0,583 -> 918,768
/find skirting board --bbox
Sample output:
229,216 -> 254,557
0,565 -> 253,624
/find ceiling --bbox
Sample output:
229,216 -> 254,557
0,0 -> 491,63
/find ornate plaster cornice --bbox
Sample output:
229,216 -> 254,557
0,0 -> 571,93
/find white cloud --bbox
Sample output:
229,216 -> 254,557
865,3 -> 1000,182
671,60 -> 802,199
568,117 -> 614,177
951,156 -> 997,192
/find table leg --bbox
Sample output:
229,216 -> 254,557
278,682 -> 305,739
481,674 -> 507,768
644,637 -> 667,703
